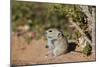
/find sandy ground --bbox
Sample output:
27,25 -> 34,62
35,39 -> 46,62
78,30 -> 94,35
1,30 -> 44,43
11,33 -> 96,66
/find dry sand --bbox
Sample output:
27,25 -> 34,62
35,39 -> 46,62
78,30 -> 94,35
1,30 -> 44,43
11,33 -> 96,66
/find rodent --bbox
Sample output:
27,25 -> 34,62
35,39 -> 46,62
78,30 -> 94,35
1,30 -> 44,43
45,28 -> 68,56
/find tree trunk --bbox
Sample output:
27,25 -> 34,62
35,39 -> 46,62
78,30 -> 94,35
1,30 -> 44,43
80,6 -> 96,46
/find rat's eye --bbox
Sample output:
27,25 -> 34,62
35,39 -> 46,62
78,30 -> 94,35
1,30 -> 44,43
49,30 -> 52,32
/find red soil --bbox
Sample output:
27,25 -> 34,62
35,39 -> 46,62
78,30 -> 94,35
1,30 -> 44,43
11,33 -> 96,66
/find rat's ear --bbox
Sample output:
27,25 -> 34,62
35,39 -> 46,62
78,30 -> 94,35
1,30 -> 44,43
58,33 -> 62,38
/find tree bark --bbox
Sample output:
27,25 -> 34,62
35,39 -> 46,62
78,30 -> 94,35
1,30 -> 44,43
80,6 -> 96,46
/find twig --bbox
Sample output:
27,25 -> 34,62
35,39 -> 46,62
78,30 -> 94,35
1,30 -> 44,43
68,17 -> 92,45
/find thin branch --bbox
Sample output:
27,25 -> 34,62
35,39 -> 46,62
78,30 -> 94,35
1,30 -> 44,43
68,17 -> 92,45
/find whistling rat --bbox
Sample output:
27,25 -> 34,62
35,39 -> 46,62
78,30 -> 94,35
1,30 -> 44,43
45,28 -> 68,56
